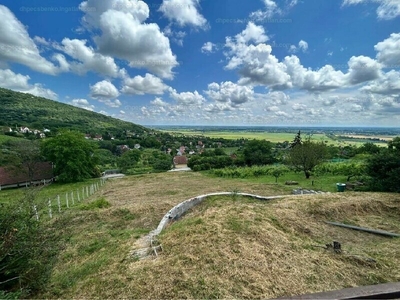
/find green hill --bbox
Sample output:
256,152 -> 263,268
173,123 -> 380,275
0,88 -> 147,135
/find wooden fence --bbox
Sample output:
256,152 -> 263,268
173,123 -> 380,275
31,178 -> 106,221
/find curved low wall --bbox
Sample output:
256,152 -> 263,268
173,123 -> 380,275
148,192 -> 286,240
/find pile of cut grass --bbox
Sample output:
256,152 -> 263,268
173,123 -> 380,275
36,172 -> 400,299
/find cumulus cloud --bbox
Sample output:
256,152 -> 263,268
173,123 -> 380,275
151,97 -> 169,107
54,38 -> 119,77
0,5 -> 59,75
292,103 -> 307,110
346,55 -> 382,84
204,103 -> 234,113
121,73 -> 168,95
90,80 -> 120,99
71,99 -> 95,111
169,87 -> 206,105
201,42 -> 217,53
361,70 -> 400,95
250,0 -> 298,21
159,0 -> 208,28
163,26 -> 187,46
79,0 -> 178,79
283,55 -> 346,92
250,0 -> 281,21
89,80 -> 121,107
375,33 -> 400,67
225,23 -> 290,89
265,91 -> 290,105
205,81 -> 254,106
342,0 -> 400,20
0,69 -> 58,100
102,99 -> 122,108
289,40 -> 309,53
298,40 -> 308,52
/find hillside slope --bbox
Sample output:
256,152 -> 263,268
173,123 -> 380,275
0,88 -> 147,134
34,172 -> 400,299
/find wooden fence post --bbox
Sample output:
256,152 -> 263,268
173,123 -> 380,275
66,192 -> 69,208
48,199 -> 52,218
77,189 -> 80,202
57,195 -> 61,213
33,205 -> 39,221
82,187 -> 85,200
71,191 -> 75,205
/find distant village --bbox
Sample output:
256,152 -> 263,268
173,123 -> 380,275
6,126 -> 51,138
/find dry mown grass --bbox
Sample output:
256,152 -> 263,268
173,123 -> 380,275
39,172 -> 400,299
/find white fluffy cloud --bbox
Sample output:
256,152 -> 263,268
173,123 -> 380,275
0,69 -> 58,100
201,42 -> 217,53
225,23 -> 290,89
250,0 -> 281,21
121,73 -> 168,95
169,87 -> 206,105
223,23 -> 396,93
159,0 -> 208,28
283,55 -> 346,92
346,55 -> 382,84
375,33 -> 400,67
342,0 -> 400,20
54,38 -> 119,77
79,0 -> 178,79
250,0 -> 298,21
90,80 -> 121,107
0,5 -> 59,75
289,40 -> 309,53
163,26 -> 187,46
265,91 -> 290,105
205,81 -> 254,106
298,40 -> 308,52
102,99 -> 122,108
361,70 -> 400,95
71,99 -> 95,111
151,97 -> 169,107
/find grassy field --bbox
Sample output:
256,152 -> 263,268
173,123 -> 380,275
9,171 -> 396,299
0,178 -> 102,204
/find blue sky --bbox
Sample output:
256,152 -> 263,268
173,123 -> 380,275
0,0 -> 399,127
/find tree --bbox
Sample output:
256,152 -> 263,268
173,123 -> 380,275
289,130 -> 302,148
366,148 -> 400,192
41,130 -> 99,183
117,149 -> 141,173
357,142 -> 380,155
388,137 -> 400,151
270,165 -> 289,183
243,140 -> 275,166
287,141 -> 327,179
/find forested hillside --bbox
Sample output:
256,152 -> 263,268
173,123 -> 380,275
0,88 -> 147,135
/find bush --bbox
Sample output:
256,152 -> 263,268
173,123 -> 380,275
79,197 -> 111,210
366,150 -> 400,192
0,189 -> 64,297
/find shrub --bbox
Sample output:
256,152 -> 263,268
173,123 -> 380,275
0,189 -> 64,297
79,197 -> 111,210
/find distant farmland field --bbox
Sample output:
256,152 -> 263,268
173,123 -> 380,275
163,130 -> 391,146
